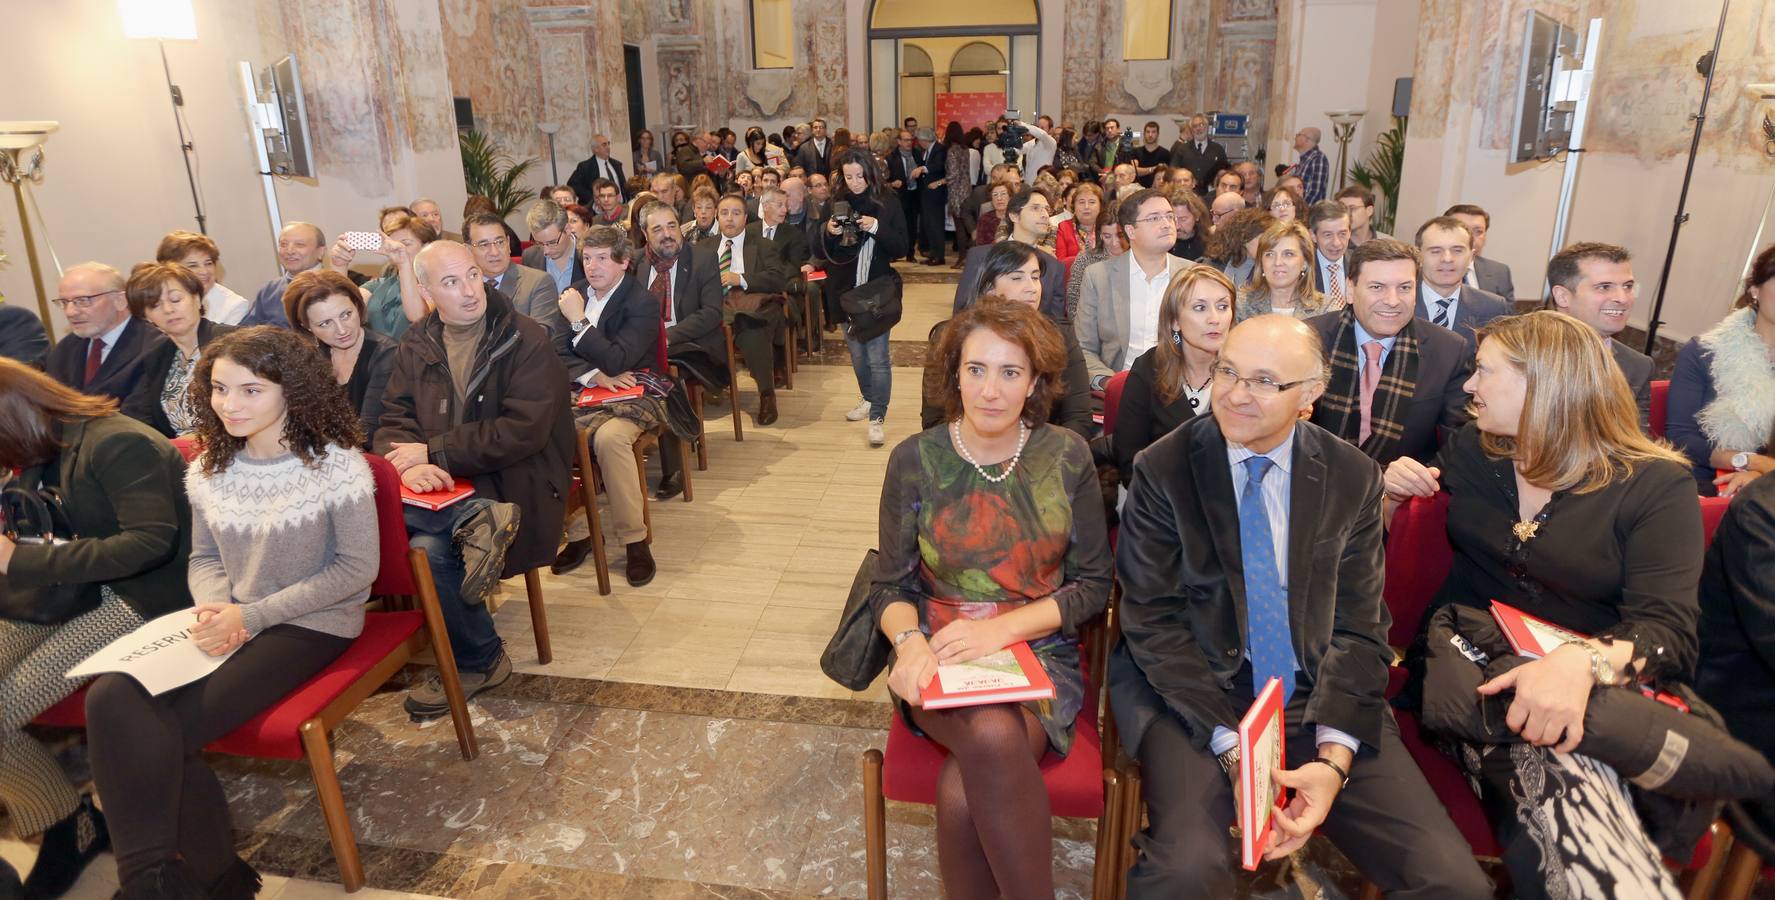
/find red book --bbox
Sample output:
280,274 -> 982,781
400,483 -> 475,511
1490,600 -> 1587,658
705,155 -> 732,175
920,641 -> 1056,711
576,384 -> 645,407
1238,676 -> 1287,870
803,269 -> 827,282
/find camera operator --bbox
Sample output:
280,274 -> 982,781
1004,112 -> 1057,185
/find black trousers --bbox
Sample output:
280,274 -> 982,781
920,190 -> 947,263
86,624 -> 353,886
899,190 -> 922,256
1129,689 -> 1492,900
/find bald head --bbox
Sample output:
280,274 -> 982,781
412,240 -> 486,325
1294,127 -> 1322,153
1209,191 -> 1247,229
1211,314 -> 1327,452
277,221 -> 326,274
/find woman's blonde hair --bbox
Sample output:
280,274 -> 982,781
1237,221 -> 1326,319
1477,310 -> 1688,493
1154,267 -> 1235,405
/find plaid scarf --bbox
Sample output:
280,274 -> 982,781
1315,307 -> 1420,463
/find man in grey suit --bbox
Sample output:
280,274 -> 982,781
1547,241 -> 1653,430
952,188 -> 1068,321
1074,189 -> 1195,388
466,212 -> 584,380
1444,204 -> 1514,300
1413,216 -> 1510,355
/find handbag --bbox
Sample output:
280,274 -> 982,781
819,549 -> 893,691
839,270 -> 904,344
0,485 -> 99,624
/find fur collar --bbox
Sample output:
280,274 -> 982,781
1697,307 -> 1775,452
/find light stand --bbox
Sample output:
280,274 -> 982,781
0,122 -> 61,342
120,0 -> 205,233
1326,110 -> 1365,191
538,122 -> 561,185
158,42 -> 206,234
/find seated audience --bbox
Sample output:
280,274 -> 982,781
1307,238 -> 1470,465
1544,241 -> 1652,430
757,187 -> 811,271
241,222 -> 327,327
410,197 -> 459,241
1444,203 -> 1514,299
1413,215 -> 1510,356
1337,185 -> 1392,245
1236,221 -> 1329,321
0,302 -> 48,367
1166,188 -> 1208,262
821,148 -> 908,447
1212,168 -> 1245,198
564,203 -> 594,243
374,241 -> 574,718
954,188 -> 1066,320
1668,243 -> 1775,494
1075,190 -> 1192,388
1063,199 -> 1124,321
284,269 -> 397,445
588,179 -> 626,226
120,262 -> 235,438
1111,163 -> 1139,199
46,262 -> 166,402
640,201 -> 724,497
1110,314 -> 1490,900
1264,184 -> 1304,225
1113,266 -> 1232,486
682,186 -> 719,243
522,200 -> 585,297
465,212 -> 565,338
356,211 -> 437,340
1306,200 -> 1353,304
1203,208 -> 1272,288
872,299 -> 1111,899
0,359 -> 192,898
1383,310 -> 1702,899
697,193 -> 791,426
1235,160 -> 1263,207
974,181 -> 1012,247
1052,182 -> 1104,271
87,327 -> 376,899
923,242 -> 1091,438
155,230 -> 250,325
463,194 -> 522,252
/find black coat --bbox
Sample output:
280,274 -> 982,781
694,225 -> 790,296
563,273 -> 663,376
120,320 -> 236,438
566,154 -> 627,205
1305,311 -> 1473,465
373,291 -> 576,576
1169,138 -> 1230,196
646,244 -> 724,365
0,303 -> 48,367
46,316 -> 167,402
793,138 -> 833,177
1113,347 -> 1204,486
321,329 -> 397,447
818,192 -> 908,289
1697,474 -> 1775,841
761,220 -> 811,270
1109,416 -> 1393,753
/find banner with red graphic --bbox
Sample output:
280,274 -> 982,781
935,92 -> 1008,131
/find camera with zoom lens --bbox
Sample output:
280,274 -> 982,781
996,113 -> 1029,165
830,200 -> 861,247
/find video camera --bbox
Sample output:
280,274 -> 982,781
995,110 -> 1030,164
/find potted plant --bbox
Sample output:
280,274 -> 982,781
1350,116 -> 1407,235
458,131 -> 539,219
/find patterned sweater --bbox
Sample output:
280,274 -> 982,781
185,444 -> 378,638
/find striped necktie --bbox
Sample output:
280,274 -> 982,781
1433,297 -> 1454,328
719,238 -> 733,294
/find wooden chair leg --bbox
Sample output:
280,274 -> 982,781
1118,763 -> 1143,899
575,426 -> 611,596
1719,841 -> 1763,900
678,432 -> 694,502
1357,883 -> 1383,900
863,749 -> 887,900
1093,767 -> 1123,900
631,441 -> 653,543
723,322 -> 744,441
1679,819 -> 1733,900
300,721 -> 365,893
524,568 -> 551,664
406,549 -> 478,761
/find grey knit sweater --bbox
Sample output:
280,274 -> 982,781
185,444 -> 378,638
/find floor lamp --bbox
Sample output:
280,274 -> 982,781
1326,110 -> 1365,192
539,122 -> 561,185
0,122 -> 60,342
120,0 -> 206,234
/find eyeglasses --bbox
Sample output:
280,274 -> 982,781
1211,364 -> 1317,397
471,237 -> 509,251
537,233 -> 570,250
1134,214 -> 1174,227
54,290 -> 122,310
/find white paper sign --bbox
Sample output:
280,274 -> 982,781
66,610 -> 238,695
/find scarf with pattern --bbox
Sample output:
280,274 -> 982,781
1315,307 -> 1421,463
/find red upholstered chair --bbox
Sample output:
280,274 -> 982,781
1701,495 -> 1730,547
1649,379 -> 1671,438
1100,371 -> 1130,436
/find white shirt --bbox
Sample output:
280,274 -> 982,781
1420,281 -> 1461,326
596,155 -> 617,183
1125,255 -> 1172,367
204,283 -> 251,326
1315,251 -> 1349,303
717,230 -> 748,288
571,276 -> 624,385
649,264 -> 678,327
1020,127 -> 1057,184
94,315 -> 132,363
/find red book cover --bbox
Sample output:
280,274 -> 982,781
576,384 -> 645,407
1490,600 -> 1588,659
705,155 -> 732,175
400,483 -> 475,511
803,269 -> 827,282
1238,676 -> 1287,870
920,641 -> 1056,711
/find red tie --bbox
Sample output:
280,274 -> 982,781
648,254 -> 673,322
83,338 -> 105,387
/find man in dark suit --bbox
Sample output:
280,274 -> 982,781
0,303 -> 48,367
521,200 -> 585,297
696,193 -> 790,426
636,200 -> 723,500
45,262 -> 166,401
566,134 -> 627,206
1547,241 -> 1654,430
1307,239 -> 1472,465
953,188 -> 1067,320
1308,201 -> 1354,305
1111,314 -> 1492,900
792,118 -> 834,177
886,129 -> 924,256
1413,216 -> 1511,355
887,128 -> 947,265
466,212 -> 584,380
1444,204 -> 1515,300
1169,113 -> 1230,198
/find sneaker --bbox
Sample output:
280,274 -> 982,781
867,418 -> 886,447
845,399 -> 872,422
403,648 -> 512,720
456,502 -> 521,607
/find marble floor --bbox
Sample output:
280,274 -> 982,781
7,260 -> 1377,899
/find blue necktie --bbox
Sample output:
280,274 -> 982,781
1240,455 -> 1296,701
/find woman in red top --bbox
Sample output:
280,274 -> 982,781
1053,183 -> 1105,276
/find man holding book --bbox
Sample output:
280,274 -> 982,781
1108,314 -> 1490,898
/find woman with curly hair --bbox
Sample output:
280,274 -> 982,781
85,326 -> 378,899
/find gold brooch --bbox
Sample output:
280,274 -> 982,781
1512,520 -> 1541,542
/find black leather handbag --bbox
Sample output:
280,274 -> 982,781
820,549 -> 892,691
0,484 -> 97,624
839,271 -> 904,344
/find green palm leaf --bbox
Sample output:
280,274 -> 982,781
1349,116 -> 1408,234
459,131 -> 541,220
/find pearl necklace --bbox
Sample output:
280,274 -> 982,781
951,420 -> 1029,483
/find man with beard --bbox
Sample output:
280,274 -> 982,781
637,201 -> 723,500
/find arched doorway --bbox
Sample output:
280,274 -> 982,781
866,0 -> 1039,137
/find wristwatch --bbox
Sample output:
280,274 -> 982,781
892,628 -> 922,648
1564,639 -> 1616,686
1215,746 -> 1241,775
570,316 -> 591,333
1732,451 -> 1752,471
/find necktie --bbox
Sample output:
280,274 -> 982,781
649,255 -> 673,321
1197,141 -> 1205,154
719,238 -> 734,294
1326,262 -> 1343,306
1239,455 -> 1295,701
1357,340 -> 1383,444
1433,297 -> 1454,328
764,226 -> 775,240
83,337 -> 105,386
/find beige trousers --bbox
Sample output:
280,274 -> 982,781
564,417 -> 649,547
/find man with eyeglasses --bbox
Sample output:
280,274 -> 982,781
1208,191 -> 1246,234
952,187 -> 1068,319
1110,313 -> 1492,899
1306,238 -> 1472,465
45,262 -> 166,401
566,133 -> 628,207
240,222 -> 327,327
520,200 -> 584,297
465,212 -> 577,371
1075,189 -> 1195,389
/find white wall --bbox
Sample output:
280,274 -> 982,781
1287,0 -> 1381,186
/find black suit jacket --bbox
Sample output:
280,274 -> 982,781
564,273 -> 663,376
1169,139 -> 1230,196
0,304 -> 49,367
761,220 -> 811,270
120,319 -> 237,437
1610,338 -> 1655,433
566,155 -> 626,205
1109,416 -> 1393,753
46,316 -> 167,402
646,248 -> 725,362
1305,311 -> 1473,465
1412,284 -> 1510,357
695,225 -> 789,295
793,138 -> 833,177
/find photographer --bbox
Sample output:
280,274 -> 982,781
821,149 -> 908,448
995,113 -> 1057,186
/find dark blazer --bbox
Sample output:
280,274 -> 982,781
1610,338 -> 1655,434
46,316 -> 167,402
520,244 -> 586,290
1109,416 -> 1394,753
566,154 -> 626,205
120,320 -> 237,437
818,192 -> 908,288
953,243 -> 1069,322
1305,311 -> 1473,465
0,303 -> 49,367
760,220 -> 811,270
563,273 -> 662,376
1169,138 -> 1230,196
1113,346 -> 1204,486
1471,256 -> 1515,300
7,414 -> 193,622
1696,474 -> 1775,780
694,224 -> 789,296
793,138 -> 833,177
887,147 -> 922,198
322,329 -> 397,446
1412,283 -> 1510,356
648,246 -> 725,363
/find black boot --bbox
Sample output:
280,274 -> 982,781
205,857 -> 262,900
0,858 -> 20,900
116,861 -> 206,900
22,794 -> 108,899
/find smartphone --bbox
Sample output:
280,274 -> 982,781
342,231 -> 383,252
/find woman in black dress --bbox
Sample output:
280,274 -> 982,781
1113,266 -> 1232,485
1384,310 -> 1702,899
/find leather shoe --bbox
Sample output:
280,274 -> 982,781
757,392 -> 779,426
624,541 -> 656,587
654,473 -> 683,501
551,538 -> 593,575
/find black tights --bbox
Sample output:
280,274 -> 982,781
909,702 -> 1053,899
86,624 -> 352,886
